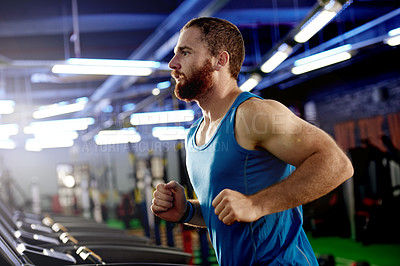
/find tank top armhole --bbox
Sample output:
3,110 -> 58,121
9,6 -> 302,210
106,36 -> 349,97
230,93 -> 266,155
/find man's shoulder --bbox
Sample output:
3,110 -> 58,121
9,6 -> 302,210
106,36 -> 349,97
237,97 -> 284,117
234,97 -> 293,143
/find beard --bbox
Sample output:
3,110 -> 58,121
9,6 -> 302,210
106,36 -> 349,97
172,59 -> 214,102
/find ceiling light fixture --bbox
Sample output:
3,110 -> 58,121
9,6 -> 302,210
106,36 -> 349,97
291,44 -> 352,75
33,102 -> 86,119
66,58 -> 161,68
25,138 -> 74,152
385,27 -> 400,46
130,110 -> 195,126
0,124 -> 18,149
260,43 -> 293,73
240,73 -> 262,92
157,81 -> 171,89
152,88 -> 161,96
24,117 -> 95,134
294,0 -> 343,43
52,65 -> 153,76
0,139 -> 16,150
51,58 -> 160,76
0,100 -> 15,114
94,128 -> 141,145
152,126 -> 188,141
0,124 -> 18,138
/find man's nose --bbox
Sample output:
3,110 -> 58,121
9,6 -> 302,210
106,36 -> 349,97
168,55 -> 180,70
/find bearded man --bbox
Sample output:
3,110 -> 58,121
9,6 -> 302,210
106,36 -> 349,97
151,17 -> 353,266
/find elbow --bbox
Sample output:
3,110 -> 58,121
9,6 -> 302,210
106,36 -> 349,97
347,156 -> 354,179
339,152 -> 354,183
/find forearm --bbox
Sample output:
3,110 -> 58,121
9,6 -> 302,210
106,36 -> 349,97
252,149 -> 353,217
185,199 -> 206,228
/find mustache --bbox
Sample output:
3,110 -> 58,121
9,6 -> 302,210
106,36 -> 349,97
171,70 -> 184,79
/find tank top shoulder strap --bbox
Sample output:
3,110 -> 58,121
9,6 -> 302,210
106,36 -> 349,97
226,91 -> 263,125
230,91 -> 263,110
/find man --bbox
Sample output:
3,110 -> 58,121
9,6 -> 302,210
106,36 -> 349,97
151,17 -> 353,265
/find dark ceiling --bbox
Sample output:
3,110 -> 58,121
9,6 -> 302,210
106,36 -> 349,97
0,0 -> 399,145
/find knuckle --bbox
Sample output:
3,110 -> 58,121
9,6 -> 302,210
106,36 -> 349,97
152,198 -> 158,205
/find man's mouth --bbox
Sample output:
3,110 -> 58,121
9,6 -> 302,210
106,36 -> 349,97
171,71 -> 183,83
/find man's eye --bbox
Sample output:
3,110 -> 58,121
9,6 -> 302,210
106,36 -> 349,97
182,51 -> 188,56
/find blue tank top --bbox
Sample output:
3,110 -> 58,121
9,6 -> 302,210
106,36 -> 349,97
185,92 -> 318,265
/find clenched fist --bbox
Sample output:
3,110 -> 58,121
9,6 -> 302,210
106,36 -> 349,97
212,189 -> 261,225
151,181 -> 187,222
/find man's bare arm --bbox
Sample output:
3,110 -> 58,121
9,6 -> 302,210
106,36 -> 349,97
213,99 -> 354,225
186,199 -> 206,227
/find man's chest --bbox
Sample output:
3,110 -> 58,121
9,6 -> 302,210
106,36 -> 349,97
195,120 -> 222,146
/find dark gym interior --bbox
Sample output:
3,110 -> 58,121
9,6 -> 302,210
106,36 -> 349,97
0,0 -> 399,265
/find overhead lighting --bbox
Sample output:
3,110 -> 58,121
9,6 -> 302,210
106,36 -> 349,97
130,110 -> 195,126
261,43 -> 293,73
291,44 -> 352,75
0,124 -> 18,149
152,80 -> 171,96
52,64 -> 153,76
24,117 -> 95,134
122,103 -> 136,112
24,124 -> 80,151
101,104 -> 114,113
152,88 -> 161,96
294,0 -> 343,43
294,44 -> 352,65
152,126 -> 189,141
0,124 -> 18,139
0,100 -> 15,114
386,36 -> 400,46
51,58 -> 160,76
33,101 -> 86,119
67,58 -> 161,68
240,73 -> 262,92
0,139 -> 16,150
388,27 -> 400,37
25,138 -> 74,152
385,27 -> 400,46
94,128 -> 141,145
157,81 -> 171,89
16,243 -> 26,254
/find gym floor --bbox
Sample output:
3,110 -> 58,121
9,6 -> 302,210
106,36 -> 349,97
309,234 -> 400,266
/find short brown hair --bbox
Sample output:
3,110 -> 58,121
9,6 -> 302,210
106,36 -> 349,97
182,17 -> 245,80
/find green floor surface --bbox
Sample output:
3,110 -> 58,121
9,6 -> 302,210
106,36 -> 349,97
106,218 -> 142,229
309,235 -> 400,266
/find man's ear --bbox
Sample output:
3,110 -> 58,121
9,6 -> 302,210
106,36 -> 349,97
214,51 -> 229,71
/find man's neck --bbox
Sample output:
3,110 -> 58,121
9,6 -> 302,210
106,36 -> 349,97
196,80 -> 242,123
